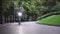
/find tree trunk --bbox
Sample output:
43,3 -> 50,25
0,0 -> 3,24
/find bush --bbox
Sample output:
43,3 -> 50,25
52,4 -> 60,11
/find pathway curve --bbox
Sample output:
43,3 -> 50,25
0,21 -> 60,34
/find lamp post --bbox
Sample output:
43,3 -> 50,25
17,7 -> 22,25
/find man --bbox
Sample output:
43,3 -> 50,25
17,7 -> 23,25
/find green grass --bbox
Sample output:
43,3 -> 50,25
37,15 -> 60,25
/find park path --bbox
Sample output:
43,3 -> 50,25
0,21 -> 60,34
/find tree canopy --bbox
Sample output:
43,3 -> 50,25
2,0 -> 60,21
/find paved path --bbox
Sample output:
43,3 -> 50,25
0,21 -> 60,34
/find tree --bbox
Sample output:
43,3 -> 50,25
0,0 -> 2,24
2,0 -> 20,22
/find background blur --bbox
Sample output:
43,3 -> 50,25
0,0 -> 60,24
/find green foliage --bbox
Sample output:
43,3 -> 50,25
2,0 -> 20,16
2,0 -> 60,21
22,0 -> 46,14
40,6 -> 48,12
52,4 -> 60,11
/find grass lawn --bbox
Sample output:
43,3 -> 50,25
37,15 -> 60,25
